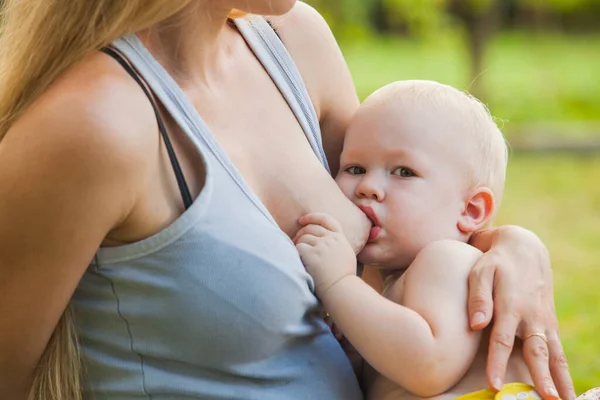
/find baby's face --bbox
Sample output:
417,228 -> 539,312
336,101 -> 475,269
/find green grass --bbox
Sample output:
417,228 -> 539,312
340,31 -> 600,139
495,155 -> 600,393
342,34 -> 600,393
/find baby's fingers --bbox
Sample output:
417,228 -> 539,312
295,234 -> 320,247
293,224 -> 330,244
298,212 -> 342,233
296,241 -> 322,270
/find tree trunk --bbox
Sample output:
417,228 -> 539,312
467,18 -> 486,98
450,0 -> 501,99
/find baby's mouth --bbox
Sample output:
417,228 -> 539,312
358,205 -> 380,226
368,226 -> 382,242
358,205 -> 382,242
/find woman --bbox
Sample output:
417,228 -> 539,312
0,1 -> 574,399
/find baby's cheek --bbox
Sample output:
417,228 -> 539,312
389,198 -> 424,224
396,207 -> 445,245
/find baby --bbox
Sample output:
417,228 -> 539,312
295,80 -> 536,400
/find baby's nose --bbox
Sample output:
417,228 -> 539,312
356,176 -> 385,201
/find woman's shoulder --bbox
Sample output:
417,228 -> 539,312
1,51 -> 159,223
268,2 -> 359,173
9,50 -> 158,175
268,2 -> 357,116
22,51 -> 157,152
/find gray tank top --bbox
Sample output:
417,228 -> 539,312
72,17 -> 362,400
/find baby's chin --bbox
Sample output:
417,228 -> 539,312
357,245 -> 413,270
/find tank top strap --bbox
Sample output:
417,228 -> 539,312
233,16 -> 331,173
100,47 -> 194,210
109,16 -> 330,226
110,35 -> 281,227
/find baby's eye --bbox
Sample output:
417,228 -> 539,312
392,167 -> 416,178
345,166 -> 366,175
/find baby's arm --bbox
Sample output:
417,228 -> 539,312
397,240 -> 484,393
295,213 -> 483,397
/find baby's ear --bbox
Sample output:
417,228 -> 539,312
457,188 -> 495,233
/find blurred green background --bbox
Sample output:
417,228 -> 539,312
304,0 -> 600,393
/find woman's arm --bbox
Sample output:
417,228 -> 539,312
272,2 -> 360,176
0,73 -> 152,398
468,226 -> 575,400
270,3 -> 370,253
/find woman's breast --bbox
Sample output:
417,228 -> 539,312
226,134 -> 359,239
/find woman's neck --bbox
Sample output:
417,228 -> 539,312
136,2 -> 237,86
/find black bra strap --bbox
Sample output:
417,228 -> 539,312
100,47 -> 194,210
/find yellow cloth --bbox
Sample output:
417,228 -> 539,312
456,383 -> 542,400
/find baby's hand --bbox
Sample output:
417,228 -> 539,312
294,213 -> 356,297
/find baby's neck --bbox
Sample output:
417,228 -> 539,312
380,268 -> 407,288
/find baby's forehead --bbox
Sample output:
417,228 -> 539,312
347,81 -> 507,200
349,101 -> 483,168
352,96 -> 466,142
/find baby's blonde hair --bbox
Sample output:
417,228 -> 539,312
366,80 -> 508,212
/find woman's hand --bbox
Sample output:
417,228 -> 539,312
468,226 -> 575,400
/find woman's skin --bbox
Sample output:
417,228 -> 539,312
0,1 -> 574,399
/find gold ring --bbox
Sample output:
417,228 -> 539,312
524,332 -> 548,344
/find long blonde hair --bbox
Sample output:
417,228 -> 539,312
0,0 -> 197,139
0,1 -> 196,398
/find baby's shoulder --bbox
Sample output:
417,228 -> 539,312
412,240 -> 482,279
397,240 -> 483,302
384,240 -> 482,304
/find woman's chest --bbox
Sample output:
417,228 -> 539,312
196,97 -> 338,237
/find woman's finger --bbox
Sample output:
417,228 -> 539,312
293,224 -> 330,243
298,213 -> 342,233
547,331 -> 576,400
467,257 -> 496,329
486,309 -> 519,391
522,330 -> 559,400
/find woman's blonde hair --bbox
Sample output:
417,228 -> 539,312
0,0 -> 208,398
0,0 -> 199,140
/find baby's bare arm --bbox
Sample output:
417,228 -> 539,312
319,240 -> 483,397
397,240 -> 484,394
